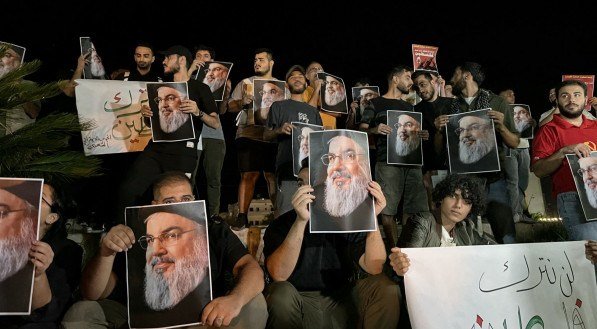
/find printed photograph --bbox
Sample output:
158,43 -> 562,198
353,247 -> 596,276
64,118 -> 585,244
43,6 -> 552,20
291,122 -> 324,177
387,110 -> 423,165
0,41 -> 26,78
252,79 -> 287,126
193,61 -> 233,101
147,82 -> 195,142
512,104 -> 534,139
568,151 -> 597,221
318,72 -> 348,114
79,37 -> 107,79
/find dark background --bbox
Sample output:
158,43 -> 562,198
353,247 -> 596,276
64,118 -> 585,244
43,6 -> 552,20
4,2 -> 594,222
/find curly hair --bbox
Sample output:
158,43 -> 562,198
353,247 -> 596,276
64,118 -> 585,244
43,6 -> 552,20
432,174 -> 486,218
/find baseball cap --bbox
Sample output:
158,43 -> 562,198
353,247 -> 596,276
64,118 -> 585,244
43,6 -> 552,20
159,45 -> 193,62
285,65 -> 306,81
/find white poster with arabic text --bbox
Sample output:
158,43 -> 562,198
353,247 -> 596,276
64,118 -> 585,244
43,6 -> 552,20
75,80 -> 151,155
404,241 -> 597,329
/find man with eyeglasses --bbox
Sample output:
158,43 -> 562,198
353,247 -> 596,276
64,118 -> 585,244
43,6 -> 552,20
578,156 -> 597,209
391,113 -> 422,163
310,132 -> 375,232
322,74 -> 347,113
453,114 -> 497,168
533,80 -> 597,257
68,171 -> 267,328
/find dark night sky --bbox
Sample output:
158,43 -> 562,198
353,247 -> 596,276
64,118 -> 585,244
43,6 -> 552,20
5,2 -> 596,117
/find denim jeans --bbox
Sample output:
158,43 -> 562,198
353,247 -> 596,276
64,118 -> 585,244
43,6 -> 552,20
485,178 -> 516,244
557,192 -> 597,241
503,148 -> 530,221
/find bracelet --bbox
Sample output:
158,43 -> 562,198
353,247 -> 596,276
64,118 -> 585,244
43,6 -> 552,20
198,111 -> 204,118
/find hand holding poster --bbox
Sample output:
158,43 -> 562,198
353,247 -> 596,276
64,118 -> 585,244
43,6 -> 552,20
412,44 -> 438,74
192,61 -> 233,101
125,201 -> 212,329
567,151 -> 597,221
147,82 -> 196,143
403,241 -> 597,329
0,178 -> 43,315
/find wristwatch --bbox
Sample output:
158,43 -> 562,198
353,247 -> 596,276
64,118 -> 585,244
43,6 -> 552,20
198,111 -> 204,118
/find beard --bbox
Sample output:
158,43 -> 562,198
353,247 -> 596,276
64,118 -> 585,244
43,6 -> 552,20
325,89 -> 346,106
514,120 -> 531,133
204,76 -> 226,93
558,102 -> 585,119
159,109 -> 190,133
324,165 -> 370,217
90,61 -> 106,77
144,236 -> 208,311
0,63 -> 18,78
459,135 -> 495,164
299,146 -> 308,163
585,182 -> 597,208
395,132 -> 420,156
0,210 -> 36,282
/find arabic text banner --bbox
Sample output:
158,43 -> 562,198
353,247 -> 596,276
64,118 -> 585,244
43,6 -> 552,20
75,80 -> 151,155
404,241 -> 597,329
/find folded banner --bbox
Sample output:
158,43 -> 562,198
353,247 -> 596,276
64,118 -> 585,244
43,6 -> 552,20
404,241 -> 597,328
75,80 -> 151,155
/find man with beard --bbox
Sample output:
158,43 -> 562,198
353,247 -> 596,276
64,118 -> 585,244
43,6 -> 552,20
114,42 -> 162,82
454,114 -> 498,168
299,126 -> 314,163
533,80 -> 597,257
0,179 -> 54,314
204,62 -> 229,99
151,83 -> 194,141
117,45 -> 219,223
436,62 -> 520,244
263,159 -> 400,329
310,133 -> 376,231
256,81 -> 285,124
0,42 -> 40,137
227,48 -> 282,230
360,66 -> 429,247
512,105 -> 533,136
391,113 -> 422,164
264,65 -> 322,217
579,156 -> 597,209
67,172 -> 267,329
322,74 -> 347,113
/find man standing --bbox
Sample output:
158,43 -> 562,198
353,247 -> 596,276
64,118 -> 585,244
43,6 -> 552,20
264,65 -> 322,217
360,66 -> 429,247
532,80 -> 597,250
114,42 -> 162,82
263,160 -> 400,329
117,45 -> 219,220
227,48 -> 280,229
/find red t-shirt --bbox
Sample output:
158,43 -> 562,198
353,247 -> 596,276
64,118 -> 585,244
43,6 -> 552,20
532,114 -> 597,198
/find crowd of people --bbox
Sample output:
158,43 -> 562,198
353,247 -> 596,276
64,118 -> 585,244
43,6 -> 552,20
1,40 -> 597,328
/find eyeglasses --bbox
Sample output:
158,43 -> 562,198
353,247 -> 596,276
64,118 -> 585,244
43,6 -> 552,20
394,122 -> 417,130
455,123 -> 488,135
161,195 -> 195,204
138,229 -> 196,250
204,66 -> 226,74
154,94 -> 180,105
321,151 -> 363,165
259,89 -> 280,96
298,134 -> 308,142
578,164 -> 597,177
0,207 -> 27,220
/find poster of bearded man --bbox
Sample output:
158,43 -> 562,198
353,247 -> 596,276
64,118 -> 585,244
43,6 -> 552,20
192,61 -> 233,102
79,37 -> 107,79
309,130 -> 377,233
291,122 -> 324,177
125,201 -> 212,329
567,151 -> 597,221
318,72 -> 349,114
446,109 -> 500,174
0,178 -> 42,315
387,110 -> 424,165
511,104 -> 534,139
0,41 -> 26,79
146,82 -> 196,142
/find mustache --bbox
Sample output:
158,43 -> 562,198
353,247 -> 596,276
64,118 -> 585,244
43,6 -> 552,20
330,171 -> 352,179
150,256 -> 175,267
461,136 -> 476,143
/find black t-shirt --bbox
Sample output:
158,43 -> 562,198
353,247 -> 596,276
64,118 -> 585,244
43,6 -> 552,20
414,96 -> 454,171
115,69 -> 162,82
361,97 -> 413,162
267,99 -> 322,171
110,221 -> 248,305
263,210 -> 366,291
145,79 -> 218,156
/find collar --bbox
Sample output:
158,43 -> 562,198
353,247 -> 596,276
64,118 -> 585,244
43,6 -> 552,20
551,113 -> 594,129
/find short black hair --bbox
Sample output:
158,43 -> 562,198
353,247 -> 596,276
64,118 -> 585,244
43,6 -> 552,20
411,71 -> 434,93
134,41 -> 155,54
387,65 -> 413,85
458,62 -> 485,86
194,44 -> 216,59
254,48 -> 273,60
152,171 -> 192,199
556,80 -> 587,97
432,174 -> 486,219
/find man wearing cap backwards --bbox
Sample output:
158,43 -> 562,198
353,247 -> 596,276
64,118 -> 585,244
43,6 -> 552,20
64,171 -> 267,328
0,179 -> 55,313
263,65 -> 323,217
117,45 -> 220,221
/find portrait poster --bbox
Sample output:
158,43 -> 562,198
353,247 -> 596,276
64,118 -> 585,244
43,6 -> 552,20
147,82 -> 195,143
562,74 -> 595,111
567,151 -> 597,221
0,41 -> 26,65
412,44 -> 438,74
192,61 -> 233,102
0,177 -> 43,315
291,122 -> 324,177
446,108 -> 500,174
404,241 -> 597,329
351,86 -> 380,103
125,201 -> 212,329
387,110 -> 423,166
251,79 -> 288,126
308,129 -> 377,233
318,72 -> 349,114
511,104 -> 534,139
79,37 -> 106,79
75,80 -> 151,155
